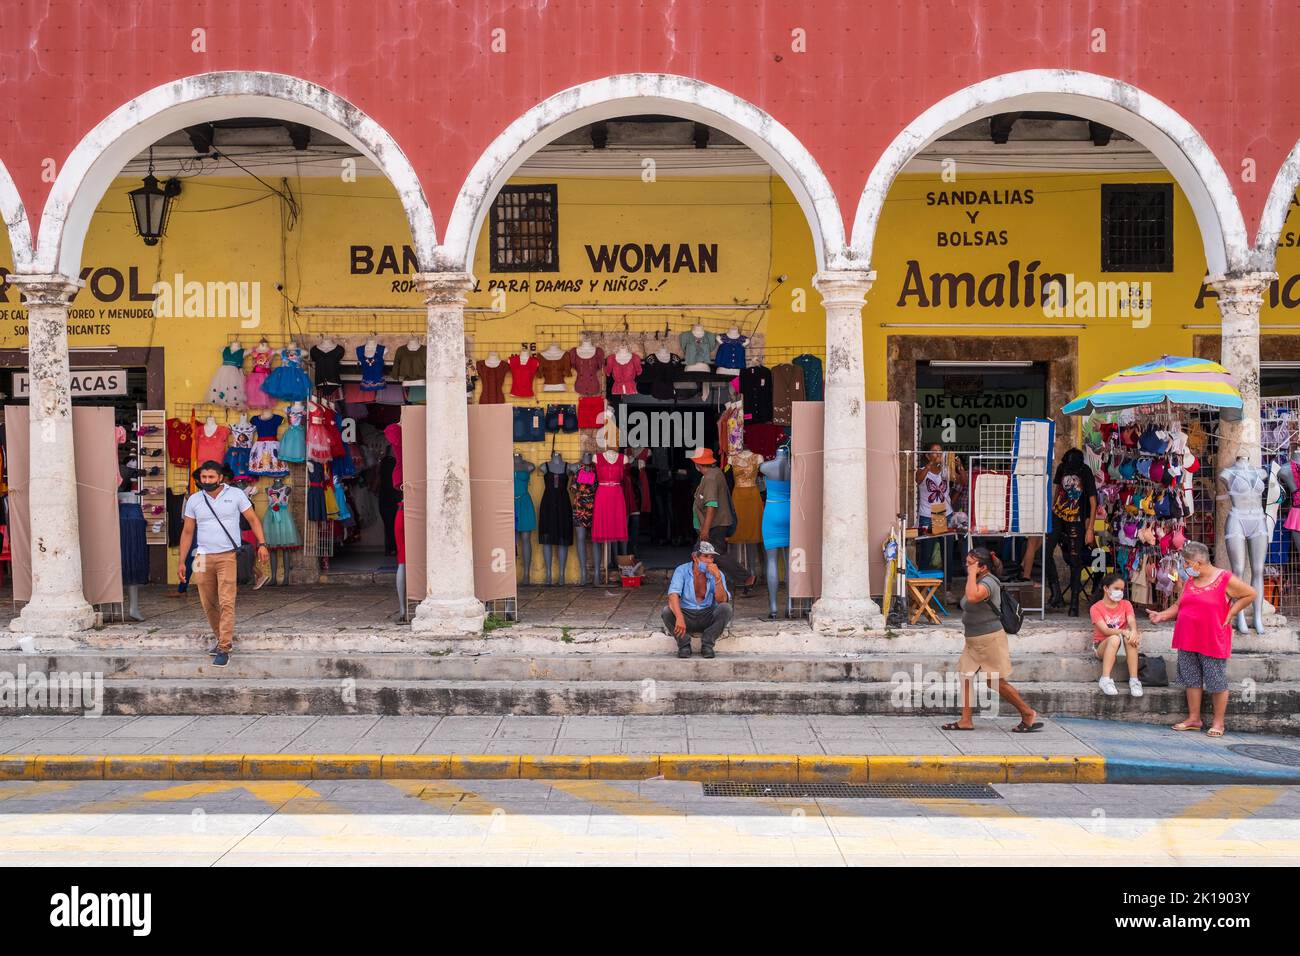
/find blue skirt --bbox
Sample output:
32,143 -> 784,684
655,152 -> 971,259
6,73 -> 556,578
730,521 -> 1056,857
119,502 -> 149,586
279,424 -> 306,463
262,365 -> 312,401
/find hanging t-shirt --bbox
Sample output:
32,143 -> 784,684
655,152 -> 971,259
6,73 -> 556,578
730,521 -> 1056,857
310,345 -> 346,387
1051,464 -> 1098,525
917,465 -> 952,519
508,354 -> 540,398
714,333 -> 748,370
476,360 -> 508,404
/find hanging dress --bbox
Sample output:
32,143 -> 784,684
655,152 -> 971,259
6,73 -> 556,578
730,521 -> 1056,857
224,420 -> 257,482
206,346 -> 247,408
192,423 -> 230,467
262,346 -> 313,402
762,476 -> 791,549
514,468 -> 537,533
244,345 -> 275,408
727,450 -> 763,544
306,404 -> 344,462
248,413 -> 289,477
1286,462 -> 1300,532
571,467 -> 596,530
538,465 -> 575,546
358,345 -> 387,391
307,461 -> 327,521
279,406 -> 306,463
592,452 -> 629,543
263,484 -> 300,549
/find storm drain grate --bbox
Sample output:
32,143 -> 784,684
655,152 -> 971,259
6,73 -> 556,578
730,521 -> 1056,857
1227,744 -> 1300,768
702,782 -> 1002,800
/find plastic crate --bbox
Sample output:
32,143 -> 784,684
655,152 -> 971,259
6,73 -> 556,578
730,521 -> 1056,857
620,575 -> 643,588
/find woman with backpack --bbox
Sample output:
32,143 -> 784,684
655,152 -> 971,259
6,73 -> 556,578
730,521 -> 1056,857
942,547 -> 1043,733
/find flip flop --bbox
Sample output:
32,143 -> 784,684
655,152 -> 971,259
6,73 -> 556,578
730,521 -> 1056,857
1206,727 -> 1225,738
1011,721 -> 1044,733
940,721 -> 975,731
1171,721 -> 1203,732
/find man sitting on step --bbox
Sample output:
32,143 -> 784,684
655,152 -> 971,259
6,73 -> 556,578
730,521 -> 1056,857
662,541 -> 733,659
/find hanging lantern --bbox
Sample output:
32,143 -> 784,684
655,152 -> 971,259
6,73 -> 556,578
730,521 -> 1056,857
129,150 -> 181,245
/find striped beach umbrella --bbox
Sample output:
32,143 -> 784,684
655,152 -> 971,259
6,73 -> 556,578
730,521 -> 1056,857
1063,355 -> 1243,418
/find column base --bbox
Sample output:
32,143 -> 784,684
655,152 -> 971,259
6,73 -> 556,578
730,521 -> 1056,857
10,599 -> 97,635
409,595 -> 486,635
809,597 -> 885,634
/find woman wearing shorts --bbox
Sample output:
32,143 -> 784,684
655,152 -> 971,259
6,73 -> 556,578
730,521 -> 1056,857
1146,541 -> 1255,737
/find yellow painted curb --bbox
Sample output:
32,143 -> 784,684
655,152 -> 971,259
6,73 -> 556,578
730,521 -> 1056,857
105,756 -> 175,781
798,755 -> 871,784
3,752 -> 1108,784
521,755 -> 591,779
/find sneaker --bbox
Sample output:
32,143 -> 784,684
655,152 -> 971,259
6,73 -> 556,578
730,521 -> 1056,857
1098,676 -> 1118,696
700,645 -> 716,659
676,644 -> 692,659
1129,677 -> 1144,698
207,642 -> 219,655
212,652 -> 230,667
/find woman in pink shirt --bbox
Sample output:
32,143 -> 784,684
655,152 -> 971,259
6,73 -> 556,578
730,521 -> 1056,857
1090,573 -> 1142,697
1146,541 -> 1255,738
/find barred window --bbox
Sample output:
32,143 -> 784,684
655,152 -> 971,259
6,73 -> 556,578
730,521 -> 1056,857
490,184 -> 559,272
1101,183 -> 1173,272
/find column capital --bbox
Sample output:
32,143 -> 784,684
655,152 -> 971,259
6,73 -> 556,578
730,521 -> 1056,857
6,273 -> 83,306
1206,271 -> 1277,307
813,269 -> 876,308
414,271 -> 475,306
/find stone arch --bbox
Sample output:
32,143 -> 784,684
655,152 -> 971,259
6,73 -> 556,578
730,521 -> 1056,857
1255,140 -> 1300,270
33,71 -> 437,278
851,70 -> 1248,275
0,159 -> 34,270
438,73 -> 847,273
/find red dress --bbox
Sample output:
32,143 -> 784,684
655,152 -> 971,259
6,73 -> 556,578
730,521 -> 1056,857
1173,570 -> 1233,659
592,452 -> 628,543
508,354 -> 540,398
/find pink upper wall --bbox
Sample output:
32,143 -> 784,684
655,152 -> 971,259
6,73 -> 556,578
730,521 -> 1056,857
1,0 -> 1296,250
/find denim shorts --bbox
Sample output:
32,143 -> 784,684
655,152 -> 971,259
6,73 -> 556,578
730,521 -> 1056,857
545,404 -> 579,433
512,407 -> 545,442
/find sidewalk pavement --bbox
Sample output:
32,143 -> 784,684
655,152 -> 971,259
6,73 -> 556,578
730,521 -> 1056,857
1,714 -> 1297,784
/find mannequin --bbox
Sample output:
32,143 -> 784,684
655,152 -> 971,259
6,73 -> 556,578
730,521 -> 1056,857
514,453 -> 537,585
319,334 -> 336,352
484,350 -> 502,366
575,337 -> 597,359
407,335 -> 421,352
363,336 -> 379,357
655,342 -> 671,362
760,446 -> 792,619
117,438 -> 146,621
592,448 -> 629,583
571,455 -> 597,586
539,453 -> 573,585
1276,448 -> 1300,552
542,341 -> 564,359
726,443 -> 764,576
229,338 -> 241,353
1219,456 -> 1269,634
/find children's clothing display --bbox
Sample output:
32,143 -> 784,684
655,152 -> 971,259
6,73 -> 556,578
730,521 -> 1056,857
538,465 -> 575,546
592,452 -> 629,542
245,345 -> 274,408
224,420 -> 257,481
306,403 -> 345,462
193,423 -> 230,465
248,413 -> 289,477
262,346 -> 313,401
306,461 -> 327,521
514,469 -> 537,532
310,344 -> 346,388
263,484 -> 300,549
727,450 -> 763,544
568,348 -> 605,395
605,352 -> 642,396
206,346 -> 247,407
278,406 -> 306,463
476,360 -> 508,404
508,353 -> 541,398
391,344 -> 426,382
358,345 -> 387,391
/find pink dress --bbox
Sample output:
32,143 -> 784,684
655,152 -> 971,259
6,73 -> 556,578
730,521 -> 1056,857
605,353 -> 642,395
1286,462 -> 1300,531
245,346 -> 274,408
1172,570 -> 1233,659
592,452 -> 628,543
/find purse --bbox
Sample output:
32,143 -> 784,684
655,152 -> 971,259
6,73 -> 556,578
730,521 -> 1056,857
1137,653 -> 1169,687
201,492 -> 256,586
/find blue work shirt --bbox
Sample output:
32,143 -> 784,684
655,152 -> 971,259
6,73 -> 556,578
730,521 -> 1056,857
667,561 -> 729,611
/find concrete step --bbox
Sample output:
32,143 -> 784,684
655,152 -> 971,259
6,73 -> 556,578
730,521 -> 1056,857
5,650 -> 1300,684
14,676 -> 1300,731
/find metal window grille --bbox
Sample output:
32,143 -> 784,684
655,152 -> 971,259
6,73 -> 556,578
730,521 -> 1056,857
490,185 -> 559,272
1101,183 -> 1173,272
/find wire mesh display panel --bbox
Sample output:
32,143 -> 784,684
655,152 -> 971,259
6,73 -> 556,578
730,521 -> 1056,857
1262,396 -> 1300,617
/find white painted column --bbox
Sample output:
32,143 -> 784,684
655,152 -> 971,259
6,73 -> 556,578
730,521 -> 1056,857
1208,271 -> 1272,564
810,269 -> 884,632
409,272 -> 485,634
9,274 -> 96,634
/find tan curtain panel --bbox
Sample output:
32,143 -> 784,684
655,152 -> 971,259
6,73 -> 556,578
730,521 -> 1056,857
400,405 -> 516,604
788,400 -> 900,601
6,405 -> 123,607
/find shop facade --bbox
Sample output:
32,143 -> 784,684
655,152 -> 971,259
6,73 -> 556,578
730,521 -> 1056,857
0,23 -> 1297,636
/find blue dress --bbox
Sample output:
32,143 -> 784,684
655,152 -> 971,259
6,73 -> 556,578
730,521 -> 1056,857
358,345 -> 386,391
279,407 -> 306,463
762,478 -> 791,549
263,347 -> 313,401
514,469 -> 537,532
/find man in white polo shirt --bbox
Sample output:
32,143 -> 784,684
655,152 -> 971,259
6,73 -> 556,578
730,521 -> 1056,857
178,460 -> 270,667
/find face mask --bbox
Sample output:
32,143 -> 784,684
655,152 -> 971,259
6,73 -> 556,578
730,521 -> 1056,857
1184,566 -> 1200,578
1108,589 -> 1124,602
696,561 -> 711,573
200,480 -> 221,492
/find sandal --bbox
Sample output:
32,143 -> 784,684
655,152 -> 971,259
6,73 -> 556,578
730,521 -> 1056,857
941,721 -> 975,731
1011,720 -> 1044,733
1171,721 -> 1203,732
1206,727 -> 1225,738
